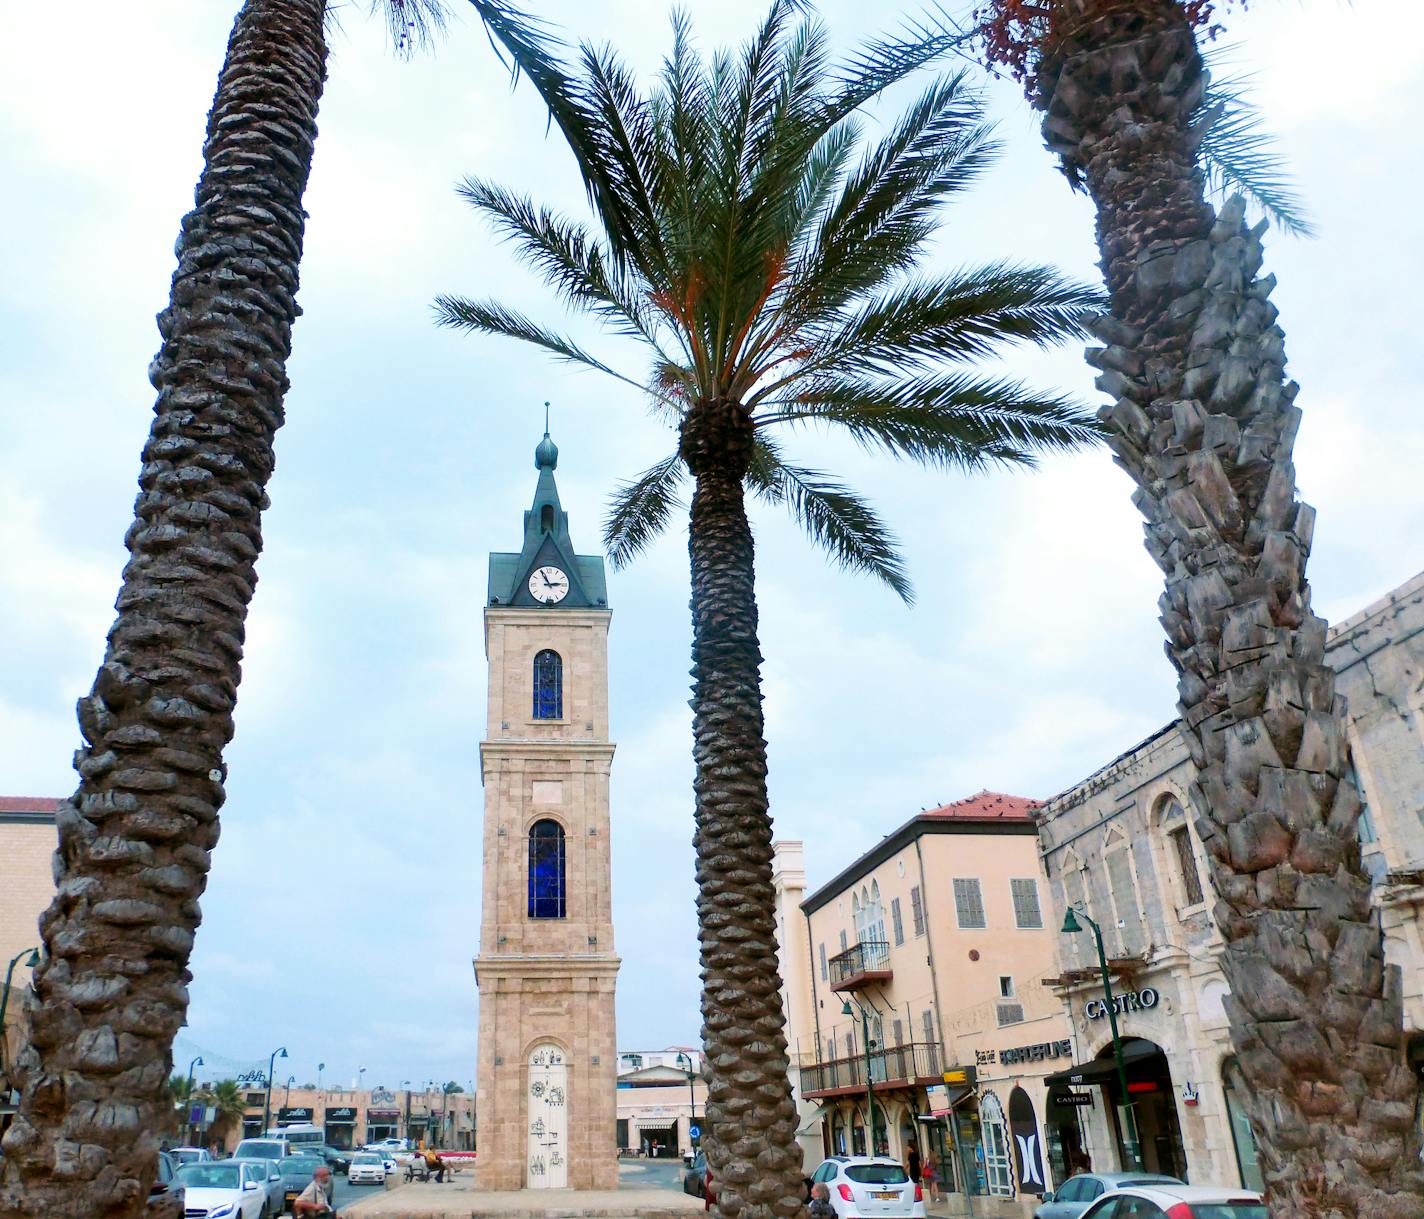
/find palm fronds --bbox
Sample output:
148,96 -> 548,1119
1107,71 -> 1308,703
604,455 -> 686,568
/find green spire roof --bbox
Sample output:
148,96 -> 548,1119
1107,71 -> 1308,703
486,430 -> 608,609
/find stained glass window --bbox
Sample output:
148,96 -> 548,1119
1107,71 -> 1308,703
528,819 -> 566,919
533,650 -> 563,720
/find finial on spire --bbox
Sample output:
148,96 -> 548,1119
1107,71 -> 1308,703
544,400 -> 550,434
535,402 -> 559,470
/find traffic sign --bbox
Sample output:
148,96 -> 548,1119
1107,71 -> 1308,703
689,1125 -> 701,1139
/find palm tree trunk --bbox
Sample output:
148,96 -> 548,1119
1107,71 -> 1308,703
1025,2 -> 1424,1214
0,3 -> 327,1216
681,399 -> 804,1219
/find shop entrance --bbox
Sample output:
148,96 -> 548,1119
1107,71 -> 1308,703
640,1124 -> 678,1157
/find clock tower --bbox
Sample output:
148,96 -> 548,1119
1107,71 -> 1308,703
474,431 -> 620,1190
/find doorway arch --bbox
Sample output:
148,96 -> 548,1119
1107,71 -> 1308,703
1094,1037 -> 1186,1179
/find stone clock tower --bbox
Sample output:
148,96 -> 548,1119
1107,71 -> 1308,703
474,431 -> 620,1190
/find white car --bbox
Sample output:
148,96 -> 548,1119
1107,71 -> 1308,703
810,1156 -> 926,1219
169,1146 -> 212,1167
349,1152 -> 389,1185
1079,1182 -> 1267,1219
172,1160 -> 269,1219
231,1157 -> 284,1216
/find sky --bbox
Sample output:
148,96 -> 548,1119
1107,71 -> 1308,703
1,0 -> 1421,1093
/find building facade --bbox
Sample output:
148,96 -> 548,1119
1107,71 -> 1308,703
473,431 -> 620,1190
1035,569 -> 1424,1190
0,797 -> 60,1139
614,1048 -> 707,1157
778,793 -> 1074,1215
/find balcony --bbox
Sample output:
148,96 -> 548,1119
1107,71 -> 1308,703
799,1041 -> 943,1099
827,940 -> 892,992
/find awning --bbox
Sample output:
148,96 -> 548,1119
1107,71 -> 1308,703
922,1085 -> 973,1118
1042,1040 -> 1160,1088
797,1103 -> 831,1135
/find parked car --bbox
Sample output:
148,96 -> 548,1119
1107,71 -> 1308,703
232,1156 -> 285,1216
172,1160 -> 269,1219
810,1156 -> 925,1219
349,1152 -> 388,1186
277,1156 -> 326,1213
147,1150 -> 183,1215
169,1146 -> 212,1167
1078,1182 -> 1267,1218
309,1144 -> 351,1175
1037,1174 -> 1184,1219
683,1151 -> 708,1199
233,1138 -> 291,1163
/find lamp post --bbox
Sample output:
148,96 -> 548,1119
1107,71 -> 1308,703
0,947 -> 41,1072
262,1046 -> 288,1135
675,1052 -> 699,1154
284,1075 -> 296,1108
842,998 -> 879,1157
402,1080 -> 411,1144
1061,907 -> 1142,1169
184,1056 -> 205,1144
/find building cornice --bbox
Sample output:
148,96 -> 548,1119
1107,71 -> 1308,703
480,741 -> 616,763
473,953 -> 621,979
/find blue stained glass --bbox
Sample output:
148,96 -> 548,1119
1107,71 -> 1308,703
528,819 -> 566,919
533,650 -> 563,720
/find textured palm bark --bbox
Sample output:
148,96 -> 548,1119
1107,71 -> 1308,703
0,3 -> 327,1216
1027,3 -> 1424,1215
681,399 -> 805,1219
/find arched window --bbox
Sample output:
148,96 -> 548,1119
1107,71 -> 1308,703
533,649 -> 563,720
528,819 -> 566,919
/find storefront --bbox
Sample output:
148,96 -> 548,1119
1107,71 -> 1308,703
366,1109 -> 400,1142
325,1106 -> 357,1150
277,1106 -> 314,1125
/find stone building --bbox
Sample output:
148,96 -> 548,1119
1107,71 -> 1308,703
1034,568 -> 1424,1189
614,1047 -> 707,1157
473,431 -> 620,1190
776,792 -> 1074,1215
0,796 -> 60,1139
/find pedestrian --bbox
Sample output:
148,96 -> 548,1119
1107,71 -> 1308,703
921,1147 -> 940,1203
905,1139 -> 921,1184
293,1164 -> 339,1217
808,1182 -> 837,1219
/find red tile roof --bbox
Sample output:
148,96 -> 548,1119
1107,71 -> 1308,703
921,790 -> 1040,821
0,796 -> 63,813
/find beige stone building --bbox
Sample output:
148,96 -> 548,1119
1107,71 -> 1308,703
1035,568 -> 1424,1189
474,431 -> 619,1190
777,793 -> 1073,1215
0,796 -> 59,1138
614,1048 -> 708,1157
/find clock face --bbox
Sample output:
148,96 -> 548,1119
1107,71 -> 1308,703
528,566 -> 570,604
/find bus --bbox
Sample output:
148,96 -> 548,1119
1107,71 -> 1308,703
265,1122 -> 325,1153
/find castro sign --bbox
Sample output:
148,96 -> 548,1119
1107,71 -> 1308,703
1085,987 -> 1159,1020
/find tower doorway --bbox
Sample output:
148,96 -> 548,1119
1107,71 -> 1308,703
527,1045 -> 569,1188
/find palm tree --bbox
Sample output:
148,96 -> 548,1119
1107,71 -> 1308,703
442,5 -> 1101,1214
200,1079 -> 248,1153
0,4 -> 446,1217
977,1 -> 1424,1214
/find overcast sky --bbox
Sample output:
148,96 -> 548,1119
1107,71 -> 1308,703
2,1 -> 1421,1093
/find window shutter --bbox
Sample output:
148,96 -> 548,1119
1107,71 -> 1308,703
910,886 -> 926,936
839,929 -> 848,952
996,1003 -> 1025,1027
921,1008 -> 934,1043
1106,849 -> 1144,953
819,942 -> 828,980
892,1019 -> 904,1046
1010,878 -> 1043,929
891,898 -> 904,946
1170,827 -> 1205,905
952,878 -> 986,929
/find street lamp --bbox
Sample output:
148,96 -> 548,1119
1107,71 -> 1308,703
262,1046 -> 288,1135
284,1075 -> 296,1107
675,1052 -> 699,1154
1061,907 -> 1142,1169
402,1080 -> 412,1143
0,947 -> 41,1072
842,998 -> 880,1157
184,1056 -> 205,1144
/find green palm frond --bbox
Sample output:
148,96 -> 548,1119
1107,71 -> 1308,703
1195,59 -> 1314,238
604,454 -> 687,568
432,296 -> 657,397
760,371 -> 1104,469
748,437 -> 912,602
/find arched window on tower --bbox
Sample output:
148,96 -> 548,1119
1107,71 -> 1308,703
541,504 -> 555,533
533,649 -> 563,719
528,819 -> 566,919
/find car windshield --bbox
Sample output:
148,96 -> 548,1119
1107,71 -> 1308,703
846,1165 -> 909,1185
1120,1176 -> 1182,1186
235,1142 -> 284,1159
282,1157 -> 322,1170
175,1164 -> 241,1190
352,1155 -> 381,1165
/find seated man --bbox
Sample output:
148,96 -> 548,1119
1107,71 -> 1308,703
293,1164 -> 339,1217
422,1147 -> 448,1183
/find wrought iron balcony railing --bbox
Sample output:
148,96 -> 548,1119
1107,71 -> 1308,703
827,939 -> 891,991
799,1041 -> 943,1098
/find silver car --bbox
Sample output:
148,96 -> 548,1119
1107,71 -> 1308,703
1036,1173 -> 1183,1218
232,1157 -> 285,1216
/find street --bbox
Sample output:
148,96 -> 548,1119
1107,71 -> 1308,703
331,1172 -> 388,1210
